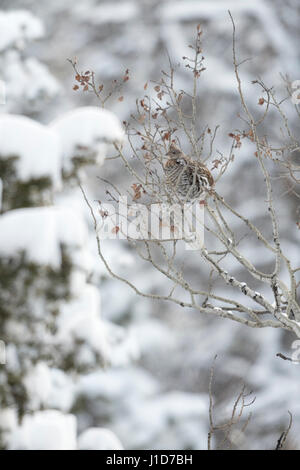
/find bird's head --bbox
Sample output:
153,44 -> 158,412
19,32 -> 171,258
166,143 -> 182,159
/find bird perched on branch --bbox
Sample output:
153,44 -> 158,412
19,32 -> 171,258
164,143 -> 214,201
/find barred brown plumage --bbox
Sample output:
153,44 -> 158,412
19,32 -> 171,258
164,143 -> 214,201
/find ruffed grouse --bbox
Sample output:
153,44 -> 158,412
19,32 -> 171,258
164,144 -> 214,201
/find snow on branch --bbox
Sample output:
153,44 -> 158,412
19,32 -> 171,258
0,206 -> 88,268
0,10 -> 60,113
0,10 -> 44,52
0,114 -> 61,189
50,106 -> 124,179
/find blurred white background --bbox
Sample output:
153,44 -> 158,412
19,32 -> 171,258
0,0 -> 300,450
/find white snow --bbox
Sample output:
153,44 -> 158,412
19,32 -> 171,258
46,369 -> 75,412
74,2 -> 138,25
78,427 -> 123,450
24,363 -> 52,410
77,367 -> 159,401
8,410 -> 77,450
131,320 -> 176,355
114,391 -> 208,450
0,177 -> 2,212
58,284 -> 109,359
0,206 -> 88,268
56,283 -> 138,368
1,52 -> 60,112
0,408 -> 18,434
50,107 -> 124,171
0,10 -> 44,52
0,10 -> 59,113
104,321 -> 139,366
0,0 -> 299,452
0,114 -> 61,188
23,364 -> 75,412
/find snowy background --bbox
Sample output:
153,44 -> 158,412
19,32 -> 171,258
0,0 -> 300,450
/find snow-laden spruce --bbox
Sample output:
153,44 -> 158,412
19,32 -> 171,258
0,114 -> 61,190
0,10 -> 44,51
0,93 -> 131,450
0,206 -> 88,267
0,10 -> 59,113
50,107 -> 124,178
